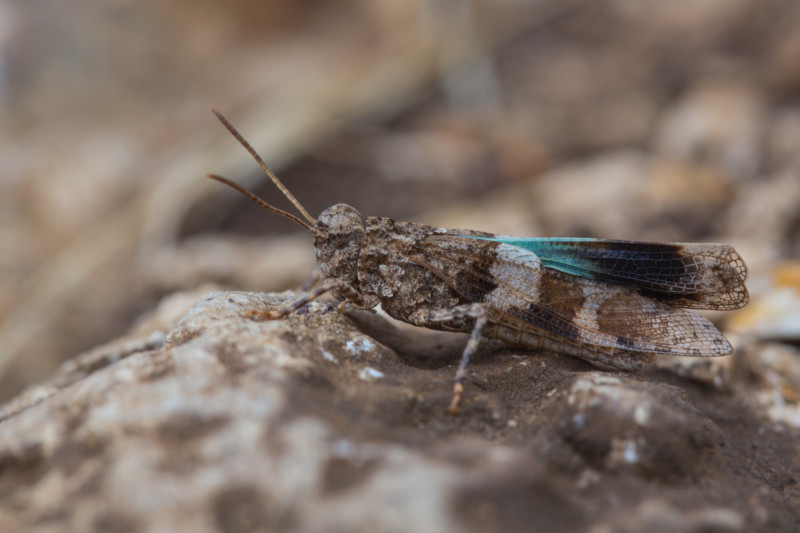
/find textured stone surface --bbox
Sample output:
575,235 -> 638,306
4,1 -> 800,530
0,290 -> 798,532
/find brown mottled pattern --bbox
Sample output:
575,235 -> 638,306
380,264 -> 470,332
358,216 -> 438,299
485,310 -> 657,370
305,204 -> 743,371
314,204 -> 369,303
526,268 -> 585,342
412,235 -> 732,357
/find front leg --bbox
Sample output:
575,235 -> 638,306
411,303 -> 490,414
248,278 -> 374,321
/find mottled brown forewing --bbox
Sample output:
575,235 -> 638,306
410,234 -> 733,356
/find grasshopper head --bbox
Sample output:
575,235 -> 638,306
314,204 -> 367,287
207,111 -> 367,292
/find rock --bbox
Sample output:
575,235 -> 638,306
767,108 -> 800,168
591,498 -> 745,533
732,342 -> 800,428
527,151 -> 734,241
556,374 -> 724,480
729,261 -> 800,342
0,289 -> 798,532
654,79 -> 766,181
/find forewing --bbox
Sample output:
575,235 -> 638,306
459,236 -> 748,310
411,234 -> 732,356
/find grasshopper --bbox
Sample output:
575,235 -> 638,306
207,109 -> 748,413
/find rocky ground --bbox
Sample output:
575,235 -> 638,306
0,289 -> 798,532
2,0 -> 800,531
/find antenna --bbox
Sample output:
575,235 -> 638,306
206,174 -> 317,235
211,108 -> 317,227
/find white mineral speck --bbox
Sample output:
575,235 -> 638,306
321,349 -> 339,364
622,441 -> 639,463
359,367 -> 383,381
345,338 -> 376,355
634,404 -> 650,425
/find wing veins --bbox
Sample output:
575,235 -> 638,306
412,235 -> 731,356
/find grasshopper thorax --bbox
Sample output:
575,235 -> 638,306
314,203 -> 367,287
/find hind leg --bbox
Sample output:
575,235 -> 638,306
411,303 -> 490,414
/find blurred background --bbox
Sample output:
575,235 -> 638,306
1,0 -> 799,402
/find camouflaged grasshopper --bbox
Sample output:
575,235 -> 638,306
207,109 -> 749,413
